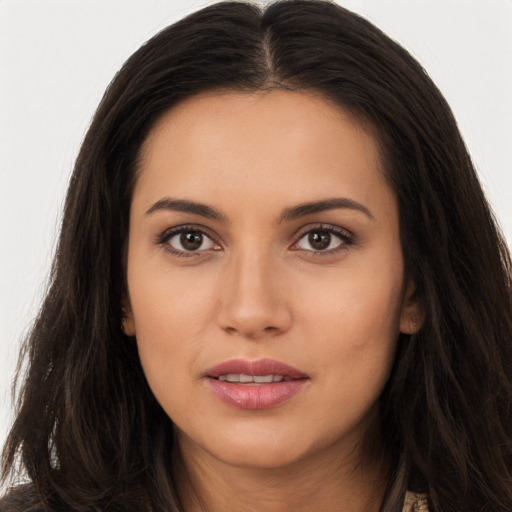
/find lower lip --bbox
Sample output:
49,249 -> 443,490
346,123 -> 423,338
207,378 -> 308,410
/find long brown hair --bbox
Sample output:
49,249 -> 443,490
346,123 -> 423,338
2,2 -> 512,511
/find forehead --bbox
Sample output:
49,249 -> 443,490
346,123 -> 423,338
134,90 -> 391,217
140,89 -> 380,162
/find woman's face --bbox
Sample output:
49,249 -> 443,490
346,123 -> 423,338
124,90 -> 419,470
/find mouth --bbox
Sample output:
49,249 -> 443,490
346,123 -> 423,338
216,374 -> 292,383
205,359 -> 309,410
206,358 -> 308,380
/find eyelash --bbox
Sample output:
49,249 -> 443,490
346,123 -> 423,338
156,224 -> 221,258
292,224 -> 354,256
155,224 -> 354,258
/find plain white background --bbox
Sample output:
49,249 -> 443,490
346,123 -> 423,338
1,0 -> 511,453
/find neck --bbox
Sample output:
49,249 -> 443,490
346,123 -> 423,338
172,431 -> 390,512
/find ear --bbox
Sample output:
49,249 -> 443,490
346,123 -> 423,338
399,279 -> 423,335
121,298 -> 136,337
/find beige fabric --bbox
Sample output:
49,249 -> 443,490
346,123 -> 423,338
403,491 -> 429,511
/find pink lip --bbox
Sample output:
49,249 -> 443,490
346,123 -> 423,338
205,358 -> 309,410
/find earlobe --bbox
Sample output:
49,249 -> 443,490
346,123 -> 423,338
400,315 -> 421,335
121,300 -> 136,336
399,280 -> 423,335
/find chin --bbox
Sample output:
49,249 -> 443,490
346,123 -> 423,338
214,442 -> 310,470
177,423 -> 314,470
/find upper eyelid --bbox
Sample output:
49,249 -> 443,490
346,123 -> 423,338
292,223 -> 353,240
158,224 -> 220,243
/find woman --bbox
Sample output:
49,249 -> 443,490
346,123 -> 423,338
2,1 -> 511,511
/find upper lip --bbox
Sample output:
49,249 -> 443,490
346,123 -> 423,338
206,358 -> 308,379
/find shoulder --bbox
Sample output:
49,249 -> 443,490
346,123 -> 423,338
0,484 -> 49,512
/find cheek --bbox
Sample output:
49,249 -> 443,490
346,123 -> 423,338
126,258 -> 219,388
297,259 -> 404,395
301,260 -> 403,339
128,254 -> 216,332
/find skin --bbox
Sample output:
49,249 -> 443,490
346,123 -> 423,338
123,90 -> 421,512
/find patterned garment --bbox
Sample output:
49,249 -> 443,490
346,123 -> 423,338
403,491 -> 429,511
2,485 -> 431,511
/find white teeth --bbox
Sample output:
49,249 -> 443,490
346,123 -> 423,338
217,374 -> 285,383
253,375 -> 274,383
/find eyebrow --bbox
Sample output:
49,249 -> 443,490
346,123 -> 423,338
277,198 -> 374,223
145,196 -> 374,223
145,198 -> 227,222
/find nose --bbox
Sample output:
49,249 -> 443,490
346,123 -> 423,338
216,250 -> 292,340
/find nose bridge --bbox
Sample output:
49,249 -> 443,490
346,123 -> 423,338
217,244 -> 291,338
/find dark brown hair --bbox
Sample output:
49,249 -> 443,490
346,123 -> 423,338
2,1 -> 512,511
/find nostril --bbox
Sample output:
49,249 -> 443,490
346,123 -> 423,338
221,323 -> 285,340
216,285 -> 293,338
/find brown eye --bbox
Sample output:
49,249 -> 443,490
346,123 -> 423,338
308,231 -> 331,250
181,232 -> 203,250
167,230 -> 216,253
295,228 -> 349,253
